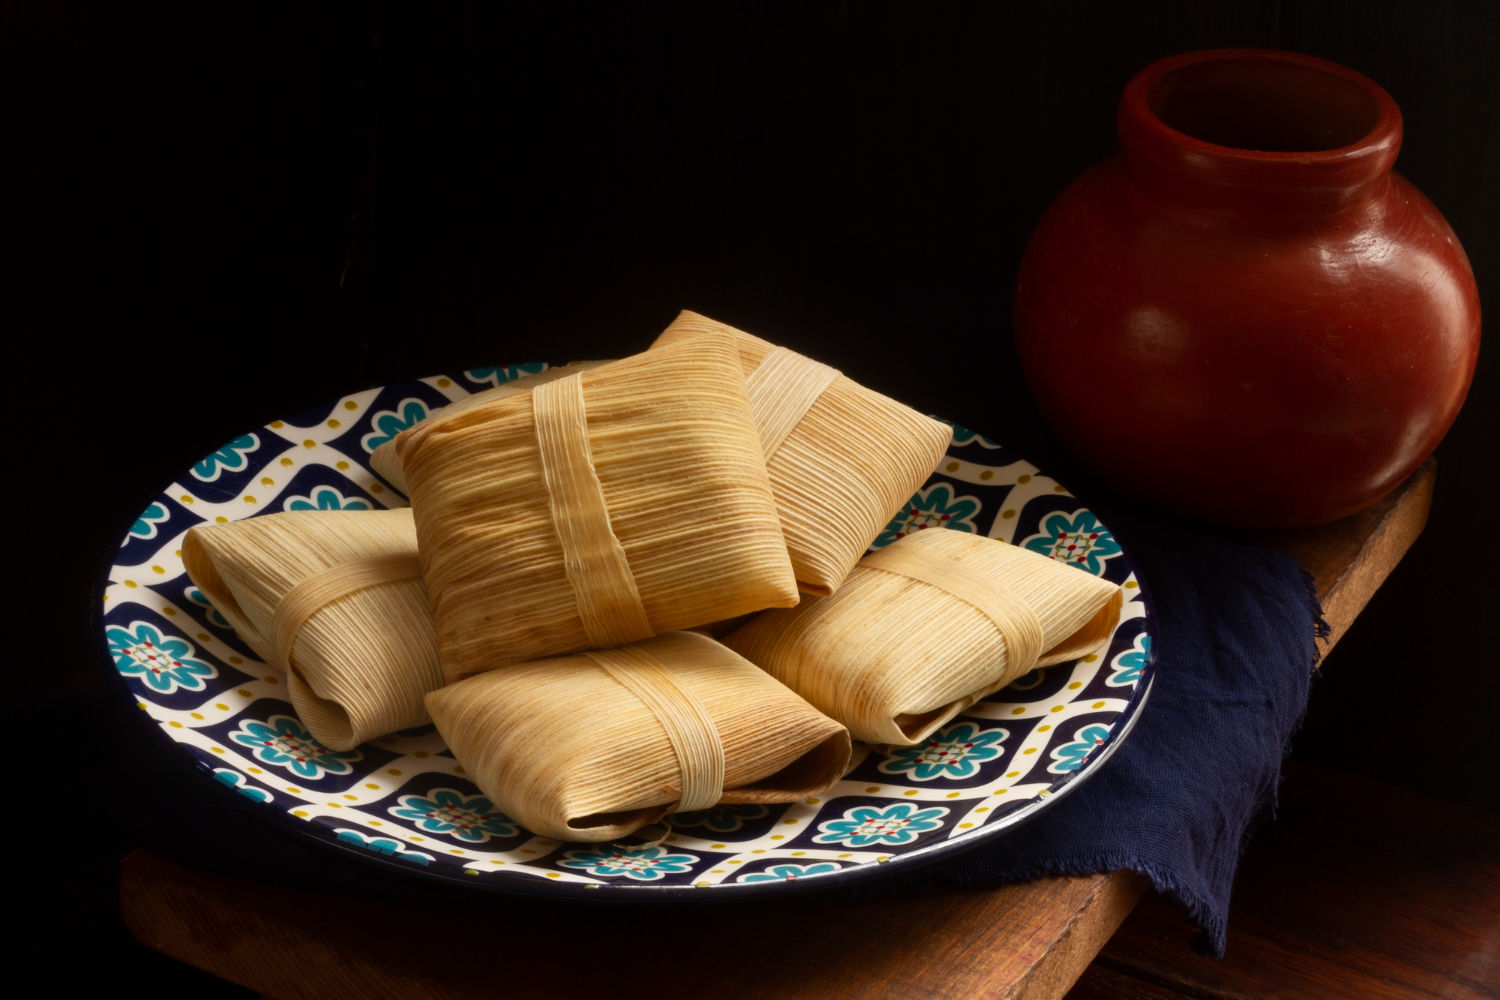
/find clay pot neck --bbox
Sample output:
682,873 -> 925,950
1117,49 -> 1402,219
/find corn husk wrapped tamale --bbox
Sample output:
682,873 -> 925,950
369,361 -> 609,494
651,311 -> 953,597
724,529 -> 1123,746
396,332 -> 799,683
181,508 -> 443,751
426,631 -> 851,842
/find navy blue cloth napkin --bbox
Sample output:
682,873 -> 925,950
31,514 -> 1319,958
870,514 -> 1324,955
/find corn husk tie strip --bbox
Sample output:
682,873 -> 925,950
746,347 -> 841,461
269,553 -> 423,670
860,543 -> 1043,672
583,645 -> 725,812
534,374 -> 654,647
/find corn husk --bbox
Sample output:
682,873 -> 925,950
397,331 -> 798,683
724,529 -> 1123,746
651,311 -> 953,597
369,362 -> 609,493
181,508 -> 443,751
425,631 -> 850,842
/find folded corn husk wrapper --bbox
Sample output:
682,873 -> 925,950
651,311 -> 953,597
725,529 -> 1123,746
181,508 -> 443,751
426,631 -> 851,842
397,332 -> 799,683
369,361 -> 609,494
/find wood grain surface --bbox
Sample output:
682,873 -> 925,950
119,462 -> 1437,1000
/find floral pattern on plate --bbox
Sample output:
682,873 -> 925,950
390,790 -> 518,843
558,846 -> 699,881
108,622 -> 216,694
229,715 -> 362,780
878,722 -> 1010,780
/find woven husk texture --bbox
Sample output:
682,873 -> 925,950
425,631 -> 851,842
651,311 -> 953,596
725,529 -> 1122,746
369,361 -> 609,494
181,509 -> 443,751
396,332 -> 798,682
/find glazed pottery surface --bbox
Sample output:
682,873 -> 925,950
1015,49 -> 1480,528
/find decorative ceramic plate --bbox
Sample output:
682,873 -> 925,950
100,365 -> 1156,897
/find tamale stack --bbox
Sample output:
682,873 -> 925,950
425,631 -> 851,842
725,529 -> 1123,746
369,361 -> 608,493
182,508 -> 443,751
652,310 -> 953,596
396,332 -> 799,682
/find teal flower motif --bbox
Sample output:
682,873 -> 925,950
558,845 -> 699,882
184,587 -> 231,629
667,804 -> 769,833
1021,510 -> 1123,574
1049,723 -> 1112,774
938,418 -> 1001,450
814,803 -> 949,847
738,862 -> 841,883
107,622 -> 216,693
335,829 -> 433,865
213,768 -> 271,804
191,433 -> 259,482
229,715 -> 362,779
465,363 -> 547,387
874,484 -> 981,547
390,789 -> 517,843
1109,634 -> 1150,688
878,722 -> 1009,780
283,486 -> 371,512
130,502 -> 169,540
361,398 -> 430,454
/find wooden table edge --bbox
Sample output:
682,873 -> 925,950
117,461 -> 1436,1000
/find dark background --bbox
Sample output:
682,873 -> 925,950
5,0 -> 1495,989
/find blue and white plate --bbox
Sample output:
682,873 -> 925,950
100,365 -> 1157,897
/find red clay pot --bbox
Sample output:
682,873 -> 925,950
1014,49 -> 1480,528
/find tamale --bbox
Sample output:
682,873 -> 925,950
181,508 -> 442,751
396,332 -> 799,682
425,631 -> 851,842
651,311 -> 952,596
369,361 -> 608,493
724,529 -> 1123,746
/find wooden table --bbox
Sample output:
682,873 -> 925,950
118,461 -> 1437,1000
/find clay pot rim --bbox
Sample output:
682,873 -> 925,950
1120,48 -> 1402,166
